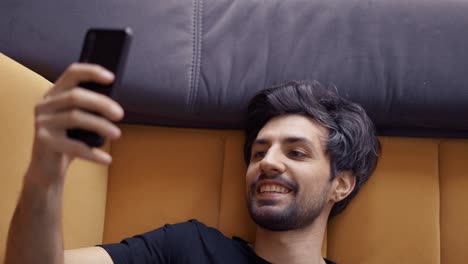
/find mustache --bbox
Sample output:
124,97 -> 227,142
249,174 -> 299,194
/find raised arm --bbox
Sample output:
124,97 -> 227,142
5,63 -> 123,264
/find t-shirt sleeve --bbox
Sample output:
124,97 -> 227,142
97,221 -> 198,264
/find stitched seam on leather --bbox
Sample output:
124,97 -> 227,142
188,0 -> 203,112
193,0 -> 203,111
187,0 -> 196,111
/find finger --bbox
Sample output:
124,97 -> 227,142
36,88 -> 124,121
37,128 -> 112,165
49,63 -> 114,96
37,110 -> 121,140
89,148 -> 113,164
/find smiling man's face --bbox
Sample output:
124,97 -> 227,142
246,114 -> 334,231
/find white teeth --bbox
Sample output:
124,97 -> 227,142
259,184 -> 289,194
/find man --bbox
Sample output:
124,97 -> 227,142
5,63 -> 380,264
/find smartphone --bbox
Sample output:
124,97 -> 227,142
67,28 -> 132,147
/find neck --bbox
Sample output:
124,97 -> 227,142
253,211 -> 329,264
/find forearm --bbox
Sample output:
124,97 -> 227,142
4,63 -> 122,264
5,168 -> 65,264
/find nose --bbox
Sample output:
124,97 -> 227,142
259,147 -> 286,176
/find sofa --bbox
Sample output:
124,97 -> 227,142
1,1 -> 468,263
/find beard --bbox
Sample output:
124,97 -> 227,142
247,174 -> 330,231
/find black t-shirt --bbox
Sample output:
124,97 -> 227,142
99,219 -> 336,264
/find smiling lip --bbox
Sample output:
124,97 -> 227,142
256,181 -> 292,197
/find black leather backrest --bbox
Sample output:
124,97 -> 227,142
1,0 -> 468,137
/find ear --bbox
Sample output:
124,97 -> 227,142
330,171 -> 356,203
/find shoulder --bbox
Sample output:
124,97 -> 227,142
100,220 -> 251,263
155,219 -> 222,238
136,219 -> 230,247
169,219 -> 231,244
159,219 -> 244,261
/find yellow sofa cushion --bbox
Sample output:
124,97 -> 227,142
439,141 -> 468,264
328,137 -> 441,263
0,53 -> 49,262
104,125 -> 257,243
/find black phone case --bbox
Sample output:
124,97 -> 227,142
67,28 -> 132,148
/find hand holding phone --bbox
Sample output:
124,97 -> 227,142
67,28 -> 132,147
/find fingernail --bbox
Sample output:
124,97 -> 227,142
103,154 -> 112,164
102,70 -> 114,80
112,105 -> 124,118
111,127 -> 121,138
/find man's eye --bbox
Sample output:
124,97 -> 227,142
252,151 -> 266,159
289,150 -> 307,158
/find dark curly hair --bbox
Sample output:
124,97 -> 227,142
244,80 -> 380,217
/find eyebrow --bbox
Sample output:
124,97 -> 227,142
252,136 -> 320,156
253,138 -> 270,145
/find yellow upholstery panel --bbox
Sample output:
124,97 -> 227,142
104,125 -> 229,243
324,137 -> 441,264
0,54 -> 108,259
62,159 -> 109,249
0,53 -> 51,262
217,133 -> 256,242
439,140 -> 468,264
